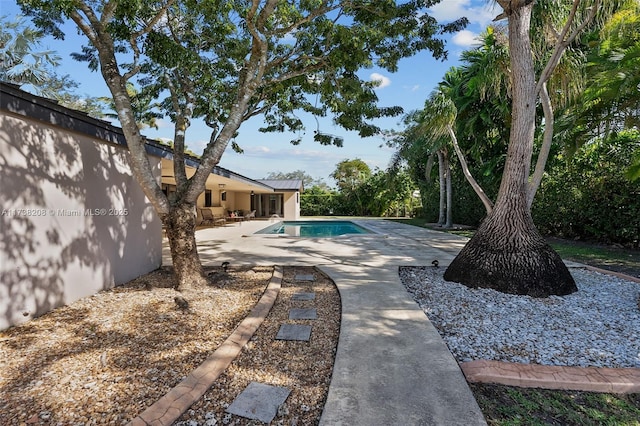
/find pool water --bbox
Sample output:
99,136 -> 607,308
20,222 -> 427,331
256,220 -> 373,237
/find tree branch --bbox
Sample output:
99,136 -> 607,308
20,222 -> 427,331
125,1 -> 176,81
527,81 -> 554,207
536,0 -> 599,93
165,73 -> 190,190
448,126 -> 494,214
69,3 -> 100,45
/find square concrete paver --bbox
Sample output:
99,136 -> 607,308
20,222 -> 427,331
294,274 -> 315,281
289,308 -> 317,320
291,292 -> 315,301
275,324 -> 312,341
226,382 -> 291,423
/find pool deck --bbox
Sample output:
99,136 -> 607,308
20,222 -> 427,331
169,218 -> 467,268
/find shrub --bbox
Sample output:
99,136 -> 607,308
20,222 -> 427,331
533,130 -> 640,247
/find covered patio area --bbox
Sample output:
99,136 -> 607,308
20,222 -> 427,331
158,155 -> 303,223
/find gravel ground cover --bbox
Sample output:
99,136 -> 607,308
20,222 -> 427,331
175,266 -> 341,426
400,267 -> 640,368
0,266 -> 272,425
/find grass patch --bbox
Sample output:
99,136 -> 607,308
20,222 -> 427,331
471,384 -> 640,426
385,218 -> 640,277
547,237 -> 640,277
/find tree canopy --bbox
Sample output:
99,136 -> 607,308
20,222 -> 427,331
17,0 -> 466,288
0,15 -> 105,116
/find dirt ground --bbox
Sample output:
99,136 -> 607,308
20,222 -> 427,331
0,265 -> 340,425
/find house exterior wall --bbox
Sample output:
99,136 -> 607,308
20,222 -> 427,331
283,191 -> 300,220
0,110 -> 162,330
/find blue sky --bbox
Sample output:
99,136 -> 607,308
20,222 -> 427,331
2,0 -> 498,185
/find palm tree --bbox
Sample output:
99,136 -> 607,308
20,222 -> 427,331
0,15 -> 105,117
390,110 -> 454,226
419,89 -> 495,216
0,15 -> 61,93
444,0 -> 623,297
561,2 -> 640,160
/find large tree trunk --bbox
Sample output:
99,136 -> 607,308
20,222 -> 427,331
443,199 -> 576,297
443,2 -> 576,297
163,204 -> 208,290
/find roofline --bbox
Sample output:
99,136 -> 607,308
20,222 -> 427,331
1,82 -> 273,191
149,141 -> 273,191
1,81 -> 127,146
256,179 -> 304,192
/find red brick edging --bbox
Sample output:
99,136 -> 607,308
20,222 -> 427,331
128,266 -> 283,426
461,267 -> 640,394
461,360 -> 640,394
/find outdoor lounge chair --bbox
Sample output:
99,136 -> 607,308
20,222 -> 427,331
244,210 -> 256,221
200,208 -> 214,226
200,208 -> 226,227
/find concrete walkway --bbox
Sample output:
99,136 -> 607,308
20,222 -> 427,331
317,264 -> 486,425
169,218 -> 487,424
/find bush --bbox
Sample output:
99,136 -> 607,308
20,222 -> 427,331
533,130 -> 640,247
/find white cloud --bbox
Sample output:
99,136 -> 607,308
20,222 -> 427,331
186,139 -> 209,153
452,30 -> 482,47
370,72 -> 391,89
245,146 -> 272,154
238,145 -> 343,163
428,0 -> 499,28
401,84 -> 422,93
154,119 -> 171,129
428,0 -> 470,22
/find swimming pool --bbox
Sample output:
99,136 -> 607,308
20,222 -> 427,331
255,220 -> 373,237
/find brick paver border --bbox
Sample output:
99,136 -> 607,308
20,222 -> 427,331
461,360 -> 640,393
128,266 -> 283,426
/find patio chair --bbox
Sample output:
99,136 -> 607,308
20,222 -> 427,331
244,210 -> 256,221
213,215 -> 227,226
200,208 -> 215,226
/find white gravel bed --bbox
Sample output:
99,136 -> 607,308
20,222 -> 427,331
400,267 -> 640,368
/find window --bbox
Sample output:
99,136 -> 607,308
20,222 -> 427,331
162,184 -> 177,202
221,191 -> 227,202
204,190 -> 212,207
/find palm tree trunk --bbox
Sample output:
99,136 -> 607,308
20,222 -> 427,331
448,126 -> 494,214
443,3 -> 576,297
437,150 -> 446,225
444,148 -> 453,228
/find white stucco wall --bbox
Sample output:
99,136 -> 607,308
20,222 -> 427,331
0,110 -> 162,330
283,192 -> 300,220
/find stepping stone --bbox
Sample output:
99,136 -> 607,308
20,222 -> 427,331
226,382 -> 291,423
294,274 -> 315,281
291,292 -> 315,301
289,308 -> 317,320
275,324 -> 312,341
